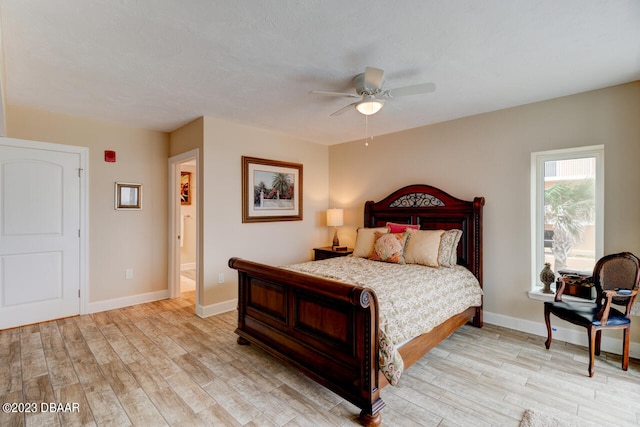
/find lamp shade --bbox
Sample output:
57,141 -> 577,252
326,208 -> 344,227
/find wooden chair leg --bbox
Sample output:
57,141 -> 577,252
544,306 -> 552,349
622,327 -> 630,371
595,330 -> 602,356
587,326 -> 596,377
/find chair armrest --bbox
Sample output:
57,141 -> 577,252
602,289 -> 638,299
598,289 -> 638,324
597,292 -> 614,324
554,279 -> 566,302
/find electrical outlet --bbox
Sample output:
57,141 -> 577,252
632,302 -> 640,317
218,273 -> 224,284
125,268 -> 134,280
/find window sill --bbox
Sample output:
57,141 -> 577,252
527,289 -> 595,303
529,289 -> 640,316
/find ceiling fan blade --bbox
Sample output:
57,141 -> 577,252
309,90 -> 360,98
330,102 -> 358,116
364,67 -> 384,90
384,82 -> 436,98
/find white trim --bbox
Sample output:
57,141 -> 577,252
196,299 -> 237,318
484,309 -> 640,359
168,149 -> 200,304
87,290 -> 169,314
0,137 -> 89,316
530,145 -> 604,289
527,289 -> 594,303
77,145 -> 89,315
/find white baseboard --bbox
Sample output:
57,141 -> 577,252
484,311 -> 640,359
87,290 -> 169,314
196,299 -> 237,318
87,290 -> 235,319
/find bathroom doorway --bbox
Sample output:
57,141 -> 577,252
179,159 -> 197,295
168,149 -> 199,308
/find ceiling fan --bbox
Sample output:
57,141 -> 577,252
309,66 -> 436,116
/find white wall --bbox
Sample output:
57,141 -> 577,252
329,82 -> 640,344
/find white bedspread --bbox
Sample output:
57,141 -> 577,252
283,256 -> 483,385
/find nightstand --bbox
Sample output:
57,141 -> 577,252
313,246 -> 354,261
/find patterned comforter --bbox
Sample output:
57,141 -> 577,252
283,256 -> 483,385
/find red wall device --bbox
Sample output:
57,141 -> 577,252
104,150 -> 116,162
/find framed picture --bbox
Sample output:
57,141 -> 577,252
180,172 -> 191,205
115,182 -> 142,210
242,156 -> 303,223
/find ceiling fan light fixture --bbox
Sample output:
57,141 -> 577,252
355,98 -> 384,115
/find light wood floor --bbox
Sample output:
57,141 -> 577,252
1,292 -> 639,427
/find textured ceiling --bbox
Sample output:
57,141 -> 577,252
1,0 -> 639,145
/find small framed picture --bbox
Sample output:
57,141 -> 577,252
181,172 -> 191,205
115,182 -> 142,210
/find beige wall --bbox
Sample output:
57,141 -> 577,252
6,105 -> 169,303
170,117 -> 329,307
329,82 -> 640,343
5,107 -> 329,312
169,117 -> 203,158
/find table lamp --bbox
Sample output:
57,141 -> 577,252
326,208 -> 344,249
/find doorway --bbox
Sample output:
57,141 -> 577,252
179,159 -> 196,294
168,149 -> 199,308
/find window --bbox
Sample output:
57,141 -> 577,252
531,145 -> 604,290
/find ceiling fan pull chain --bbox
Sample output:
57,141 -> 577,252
364,115 -> 369,146
364,115 -> 374,147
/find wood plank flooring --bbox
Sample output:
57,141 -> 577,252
1,292 -> 639,426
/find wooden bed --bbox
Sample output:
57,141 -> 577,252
229,184 -> 484,426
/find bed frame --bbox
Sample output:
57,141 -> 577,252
229,184 -> 484,426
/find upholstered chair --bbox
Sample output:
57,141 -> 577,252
544,252 -> 640,377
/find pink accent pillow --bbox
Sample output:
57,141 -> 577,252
386,222 -> 420,233
369,232 -> 408,264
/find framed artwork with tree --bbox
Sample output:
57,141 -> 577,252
241,156 -> 303,223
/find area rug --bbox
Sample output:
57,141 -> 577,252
519,409 -> 580,427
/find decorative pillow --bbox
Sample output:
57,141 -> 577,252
369,232 -> 408,264
386,222 -> 420,233
438,229 -> 463,267
404,229 -> 444,267
352,227 -> 389,258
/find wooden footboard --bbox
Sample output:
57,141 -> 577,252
229,257 -> 385,425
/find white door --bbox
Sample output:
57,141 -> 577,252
0,141 -> 81,329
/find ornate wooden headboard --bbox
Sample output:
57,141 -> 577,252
364,184 -> 485,286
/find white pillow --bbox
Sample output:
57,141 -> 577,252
352,227 -> 389,258
404,229 -> 444,267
